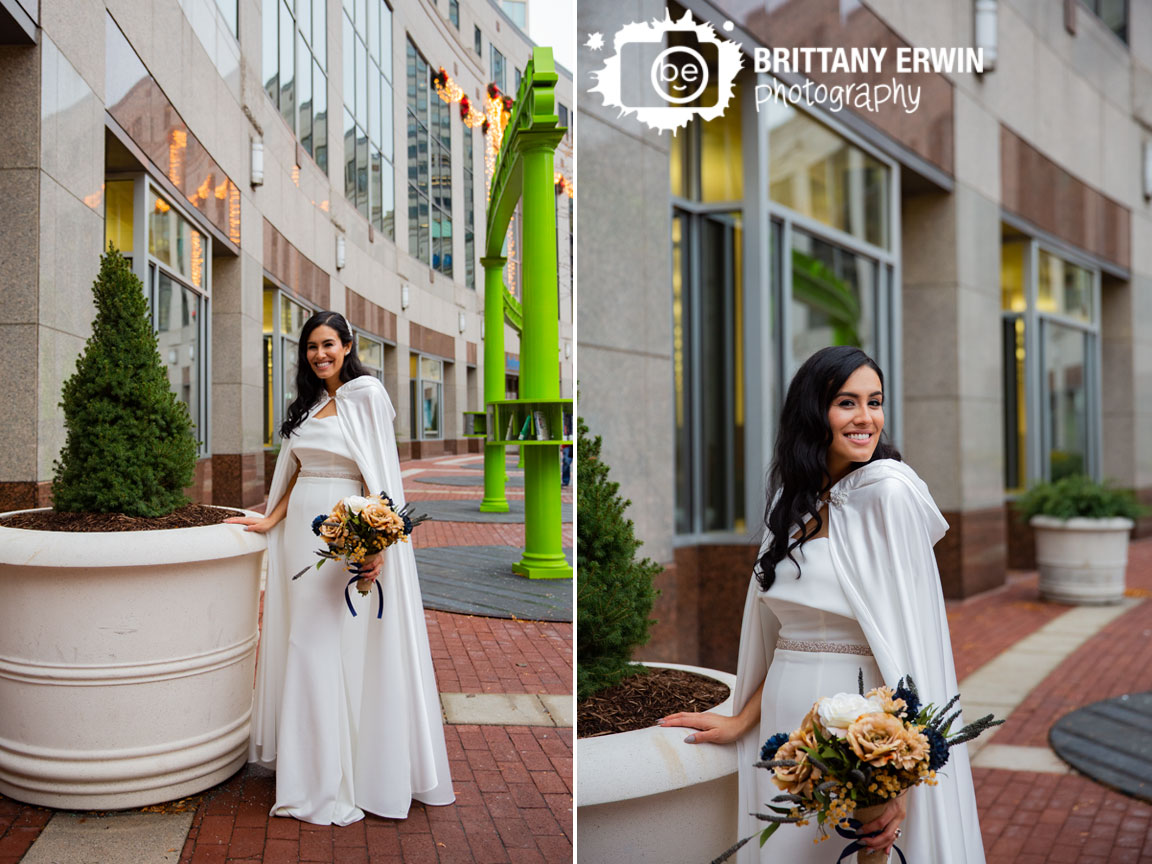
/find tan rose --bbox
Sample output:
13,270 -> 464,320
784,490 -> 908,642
771,739 -> 822,799
360,501 -> 391,530
318,518 -> 343,542
864,685 -> 908,717
846,712 -> 906,767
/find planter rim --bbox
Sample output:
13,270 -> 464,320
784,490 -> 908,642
0,507 -> 267,567
1029,515 -> 1135,531
577,662 -> 737,807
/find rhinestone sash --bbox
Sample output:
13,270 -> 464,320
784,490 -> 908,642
298,468 -> 362,481
776,637 -> 872,656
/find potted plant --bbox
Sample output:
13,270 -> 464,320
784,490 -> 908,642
576,415 -> 738,864
1015,474 -> 1147,605
0,249 -> 266,809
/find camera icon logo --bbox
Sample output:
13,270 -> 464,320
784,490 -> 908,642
651,45 -> 712,105
590,9 -> 742,133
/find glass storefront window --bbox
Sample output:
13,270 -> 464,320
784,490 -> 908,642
1000,238 -> 1099,489
409,353 -> 444,440
789,229 -> 876,378
672,208 -> 745,535
763,101 -> 890,250
105,180 -> 134,254
667,41 -> 742,203
154,271 -> 202,430
1038,249 -> 1093,322
1043,322 -> 1089,480
148,189 -> 205,289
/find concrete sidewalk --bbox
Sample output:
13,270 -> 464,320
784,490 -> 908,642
0,453 -> 573,864
947,537 -> 1152,863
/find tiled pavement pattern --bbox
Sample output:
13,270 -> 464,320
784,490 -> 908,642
426,611 -> 571,696
945,538 -> 1152,863
168,726 -> 572,864
0,453 -> 573,864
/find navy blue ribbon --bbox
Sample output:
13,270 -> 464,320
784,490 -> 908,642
834,819 -> 907,864
344,574 -> 384,619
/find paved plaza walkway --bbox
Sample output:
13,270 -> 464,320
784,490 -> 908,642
4,464 -> 1152,862
0,452 -> 573,864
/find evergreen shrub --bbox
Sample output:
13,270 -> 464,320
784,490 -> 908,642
1015,474 -> 1147,522
576,413 -> 660,700
51,248 -> 199,517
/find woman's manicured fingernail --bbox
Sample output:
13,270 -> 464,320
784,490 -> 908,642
684,734 -> 696,744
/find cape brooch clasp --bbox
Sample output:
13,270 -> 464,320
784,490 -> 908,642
827,488 -> 847,508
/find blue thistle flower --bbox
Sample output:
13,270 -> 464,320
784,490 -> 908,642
925,727 -> 950,771
760,732 -> 789,763
894,681 -> 920,720
402,515 -> 413,534
379,492 -> 394,507
311,514 -> 327,536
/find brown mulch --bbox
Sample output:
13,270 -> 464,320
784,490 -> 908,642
0,504 -> 244,532
577,667 -> 731,738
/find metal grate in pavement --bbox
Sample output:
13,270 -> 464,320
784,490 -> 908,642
417,498 -> 572,524
1049,691 -> 1152,802
414,545 -> 572,622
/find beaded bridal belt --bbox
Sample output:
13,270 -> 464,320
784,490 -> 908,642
776,637 -> 872,656
298,468 -> 362,481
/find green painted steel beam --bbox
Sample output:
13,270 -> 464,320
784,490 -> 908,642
481,46 -> 571,580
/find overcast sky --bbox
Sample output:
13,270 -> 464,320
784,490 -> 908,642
526,0 -> 575,72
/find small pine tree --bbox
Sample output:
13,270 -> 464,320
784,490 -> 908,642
576,413 -> 661,700
51,248 -> 199,517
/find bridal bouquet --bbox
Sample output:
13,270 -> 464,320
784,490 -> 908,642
712,673 -> 1002,863
292,492 -> 428,618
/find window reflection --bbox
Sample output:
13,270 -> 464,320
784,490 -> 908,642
154,271 -> 202,438
1044,322 -> 1088,480
407,38 -> 452,274
341,0 -> 394,235
789,229 -> 875,378
264,0 -> 328,173
764,101 -> 889,249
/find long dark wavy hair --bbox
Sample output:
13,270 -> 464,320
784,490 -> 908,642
279,311 -> 369,439
756,346 -> 901,591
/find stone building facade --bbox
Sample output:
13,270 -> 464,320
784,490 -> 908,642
578,0 -> 1152,671
0,0 -> 572,511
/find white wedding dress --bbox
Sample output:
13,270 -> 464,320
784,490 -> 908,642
755,537 -> 887,860
732,459 -> 986,864
251,388 -> 455,824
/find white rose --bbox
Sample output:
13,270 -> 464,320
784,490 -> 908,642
816,692 -> 887,738
343,495 -> 372,515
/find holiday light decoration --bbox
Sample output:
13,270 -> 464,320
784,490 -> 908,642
426,67 -> 515,194
554,172 -> 574,198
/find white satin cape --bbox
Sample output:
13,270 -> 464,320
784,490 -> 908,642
249,374 -> 455,813
733,459 -> 985,863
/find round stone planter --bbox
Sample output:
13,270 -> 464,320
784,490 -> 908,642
576,663 -> 738,864
0,509 -> 267,809
1030,515 -> 1134,605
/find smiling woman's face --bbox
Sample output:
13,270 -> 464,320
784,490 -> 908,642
306,324 -> 351,385
825,364 -> 884,483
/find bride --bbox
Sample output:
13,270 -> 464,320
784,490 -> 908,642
660,346 -> 985,862
227,311 -> 454,824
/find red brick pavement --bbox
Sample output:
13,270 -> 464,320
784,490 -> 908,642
412,522 -> 573,550
974,767 -> 1152,864
427,612 -> 572,696
172,726 -> 572,864
945,572 -> 1070,681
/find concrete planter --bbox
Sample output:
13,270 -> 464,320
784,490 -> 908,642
1030,515 -> 1134,605
0,509 -> 266,809
577,663 -> 738,864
